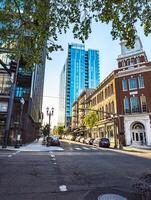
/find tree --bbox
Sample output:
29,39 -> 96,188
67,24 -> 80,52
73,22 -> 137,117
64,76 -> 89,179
0,0 -> 150,68
84,111 -> 99,137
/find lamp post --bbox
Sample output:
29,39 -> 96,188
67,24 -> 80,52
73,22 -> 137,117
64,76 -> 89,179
46,107 -> 54,136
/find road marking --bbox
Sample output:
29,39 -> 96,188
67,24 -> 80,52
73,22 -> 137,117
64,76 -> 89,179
98,194 -> 127,200
91,147 -> 97,150
75,147 -> 82,150
8,155 -> 12,157
82,147 -> 90,150
13,150 -> 20,155
59,185 -> 67,192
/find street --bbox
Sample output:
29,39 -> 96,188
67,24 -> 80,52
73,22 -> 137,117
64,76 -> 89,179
0,140 -> 151,200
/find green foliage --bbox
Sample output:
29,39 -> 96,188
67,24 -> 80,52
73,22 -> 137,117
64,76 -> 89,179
0,0 -> 150,68
53,126 -> 64,135
84,111 -> 99,129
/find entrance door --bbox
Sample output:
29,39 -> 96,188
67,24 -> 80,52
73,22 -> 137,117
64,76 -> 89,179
131,123 -> 146,145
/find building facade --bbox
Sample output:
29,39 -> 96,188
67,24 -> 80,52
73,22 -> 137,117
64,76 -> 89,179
71,36 -> 151,147
72,89 -> 94,135
0,49 -> 46,145
58,43 -> 100,127
115,36 -> 151,146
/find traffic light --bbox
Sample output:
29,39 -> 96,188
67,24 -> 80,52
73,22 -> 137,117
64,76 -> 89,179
10,60 -> 17,73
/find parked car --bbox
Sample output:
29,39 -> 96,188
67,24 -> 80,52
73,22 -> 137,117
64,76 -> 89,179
93,137 -> 110,148
47,136 -> 60,146
75,136 -> 81,142
99,138 -> 110,148
79,137 -> 85,143
84,137 -> 94,145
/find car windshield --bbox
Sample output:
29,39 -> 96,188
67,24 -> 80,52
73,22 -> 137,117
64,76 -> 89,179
101,138 -> 109,141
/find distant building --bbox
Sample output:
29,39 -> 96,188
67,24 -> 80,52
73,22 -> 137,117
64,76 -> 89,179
58,43 -> 100,127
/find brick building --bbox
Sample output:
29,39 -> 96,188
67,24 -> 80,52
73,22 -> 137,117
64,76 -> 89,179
115,36 -> 151,146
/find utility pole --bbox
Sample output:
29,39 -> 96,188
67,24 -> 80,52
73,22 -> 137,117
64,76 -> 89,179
2,60 -> 19,148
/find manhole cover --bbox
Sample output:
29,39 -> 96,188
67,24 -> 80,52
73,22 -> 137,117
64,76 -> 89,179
98,194 -> 127,200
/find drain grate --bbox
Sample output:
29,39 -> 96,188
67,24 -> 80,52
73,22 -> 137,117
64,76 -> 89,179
98,193 -> 127,200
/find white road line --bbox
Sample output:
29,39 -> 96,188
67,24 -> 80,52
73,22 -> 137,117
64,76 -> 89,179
82,147 -> 90,150
59,185 -> 67,192
13,150 -> 20,155
91,147 -> 97,150
8,155 -> 12,157
75,147 -> 82,150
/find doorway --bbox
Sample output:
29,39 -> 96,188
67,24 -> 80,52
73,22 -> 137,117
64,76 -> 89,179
131,122 -> 146,145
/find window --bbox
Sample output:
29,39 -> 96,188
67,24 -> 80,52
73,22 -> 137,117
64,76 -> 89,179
122,79 -> 128,91
129,78 -> 137,90
138,76 -> 144,88
124,97 -> 130,113
130,96 -> 139,113
140,96 -> 147,112
111,101 -> 115,113
0,102 -> 8,112
15,87 -> 30,98
0,74 -> 11,95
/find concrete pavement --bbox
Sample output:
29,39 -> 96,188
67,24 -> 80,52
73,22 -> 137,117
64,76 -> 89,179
0,138 -> 64,152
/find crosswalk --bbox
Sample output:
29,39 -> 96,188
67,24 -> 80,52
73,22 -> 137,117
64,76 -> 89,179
67,146 -> 98,151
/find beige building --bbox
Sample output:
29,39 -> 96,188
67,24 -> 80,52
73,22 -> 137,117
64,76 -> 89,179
71,72 -> 119,147
72,89 -> 94,135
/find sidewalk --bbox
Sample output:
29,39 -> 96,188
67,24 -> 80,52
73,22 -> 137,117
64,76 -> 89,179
0,138 -> 64,152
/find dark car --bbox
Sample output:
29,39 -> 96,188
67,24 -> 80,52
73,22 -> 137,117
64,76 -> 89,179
99,138 -> 110,148
47,136 -> 60,146
93,137 -> 110,148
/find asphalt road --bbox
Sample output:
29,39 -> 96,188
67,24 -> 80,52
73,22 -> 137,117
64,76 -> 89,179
0,140 -> 151,200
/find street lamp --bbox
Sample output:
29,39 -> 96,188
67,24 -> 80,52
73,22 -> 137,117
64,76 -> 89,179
46,107 -> 54,136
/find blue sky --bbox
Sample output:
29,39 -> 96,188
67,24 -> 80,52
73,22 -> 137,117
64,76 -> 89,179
42,22 -> 151,127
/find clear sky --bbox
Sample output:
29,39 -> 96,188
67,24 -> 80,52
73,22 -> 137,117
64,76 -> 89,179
42,22 -> 151,128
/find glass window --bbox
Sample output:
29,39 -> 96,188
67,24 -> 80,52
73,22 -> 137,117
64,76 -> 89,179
138,76 -> 144,88
0,102 -> 8,112
111,101 -> 114,113
129,78 -> 137,90
124,97 -> 130,113
130,96 -> 139,113
122,79 -> 128,91
0,74 -> 11,95
140,96 -> 147,112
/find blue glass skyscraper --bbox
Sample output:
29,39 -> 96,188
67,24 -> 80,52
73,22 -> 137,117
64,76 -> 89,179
58,43 -> 100,126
